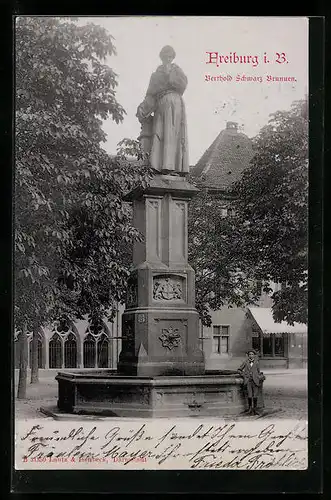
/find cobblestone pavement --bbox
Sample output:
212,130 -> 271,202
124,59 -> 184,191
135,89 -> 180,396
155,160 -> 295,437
262,371 -> 307,420
14,370 -> 307,421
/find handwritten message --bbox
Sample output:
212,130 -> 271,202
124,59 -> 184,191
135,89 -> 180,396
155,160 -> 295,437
15,419 -> 307,470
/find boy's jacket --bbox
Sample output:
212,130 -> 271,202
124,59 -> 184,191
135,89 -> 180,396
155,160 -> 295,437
238,359 -> 266,386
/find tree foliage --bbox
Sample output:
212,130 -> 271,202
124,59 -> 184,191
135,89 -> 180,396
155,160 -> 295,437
232,99 -> 308,324
15,17 -> 153,339
188,189 -> 261,326
59,155 -> 152,325
188,99 -> 308,326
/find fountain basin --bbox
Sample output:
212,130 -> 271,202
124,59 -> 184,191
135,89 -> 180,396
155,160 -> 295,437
56,370 -> 249,418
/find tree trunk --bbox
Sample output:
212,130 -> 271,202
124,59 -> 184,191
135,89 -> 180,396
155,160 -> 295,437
30,326 -> 39,384
17,325 -> 28,399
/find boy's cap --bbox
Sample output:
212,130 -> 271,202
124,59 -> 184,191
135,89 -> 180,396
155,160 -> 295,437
246,349 -> 257,355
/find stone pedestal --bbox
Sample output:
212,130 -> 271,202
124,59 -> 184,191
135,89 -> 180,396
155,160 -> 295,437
117,174 -> 205,377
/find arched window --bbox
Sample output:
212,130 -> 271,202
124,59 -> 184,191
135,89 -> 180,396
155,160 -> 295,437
49,333 -> 62,368
29,333 -> 44,369
64,332 -> 77,368
49,319 -> 78,369
57,319 -> 70,334
97,333 -> 109,368
84,321 -> 110,368
83,333 -> 96,368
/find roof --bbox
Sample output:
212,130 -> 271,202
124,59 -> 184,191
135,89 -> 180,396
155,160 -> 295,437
191,122 -> 254,190
248,307 -> 307,335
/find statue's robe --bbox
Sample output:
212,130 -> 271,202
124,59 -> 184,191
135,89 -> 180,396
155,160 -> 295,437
137,63 -> 189,173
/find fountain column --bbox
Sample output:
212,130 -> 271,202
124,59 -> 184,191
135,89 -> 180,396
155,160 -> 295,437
117,175 -> 205,377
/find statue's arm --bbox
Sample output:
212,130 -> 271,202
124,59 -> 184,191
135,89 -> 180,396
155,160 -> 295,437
136,99 -> 154,122
136,73 -> 159,122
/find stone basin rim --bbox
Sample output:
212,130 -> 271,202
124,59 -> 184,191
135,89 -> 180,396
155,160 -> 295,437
55,372 -> 244,387
56,370 -> 242,379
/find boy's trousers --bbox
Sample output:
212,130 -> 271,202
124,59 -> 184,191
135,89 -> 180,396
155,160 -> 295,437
246,379 -> 259,398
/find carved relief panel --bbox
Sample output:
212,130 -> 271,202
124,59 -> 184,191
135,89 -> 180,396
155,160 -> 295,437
159,327 -> 181,350
122,318 -> 135,354
154,318 -> 188,354
147,198 -> 161,261
170,200 -> 187,262
152,274 -> 186,302
126,278 -> 138,308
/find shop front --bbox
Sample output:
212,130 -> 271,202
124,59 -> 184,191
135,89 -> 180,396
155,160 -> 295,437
248,308 -> 307,369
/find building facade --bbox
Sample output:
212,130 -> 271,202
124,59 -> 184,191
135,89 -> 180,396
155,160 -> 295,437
14,307 -> 124,371
200,289 -> 307,371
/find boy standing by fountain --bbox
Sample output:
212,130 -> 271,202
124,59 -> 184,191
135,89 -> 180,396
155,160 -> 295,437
238,349 -> 265,415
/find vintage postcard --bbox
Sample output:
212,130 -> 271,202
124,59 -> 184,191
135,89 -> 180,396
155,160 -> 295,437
14,16 -> 312,479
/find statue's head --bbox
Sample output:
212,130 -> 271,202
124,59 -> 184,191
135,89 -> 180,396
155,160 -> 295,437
159,45 -> 176,64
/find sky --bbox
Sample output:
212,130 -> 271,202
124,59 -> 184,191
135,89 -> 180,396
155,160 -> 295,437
81,16 -> 308,165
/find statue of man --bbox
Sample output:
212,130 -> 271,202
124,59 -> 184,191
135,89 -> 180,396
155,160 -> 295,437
136,45 -> 189,174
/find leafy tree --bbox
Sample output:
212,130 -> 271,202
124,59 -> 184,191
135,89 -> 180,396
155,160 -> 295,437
188,188 -> 261,326
15,17 -> 152,394
188,99 -> 308,326
231,99 -> 308,325
58,152 -> 152,326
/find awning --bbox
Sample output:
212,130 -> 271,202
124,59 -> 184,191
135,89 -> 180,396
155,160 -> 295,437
248,307 -> 307,335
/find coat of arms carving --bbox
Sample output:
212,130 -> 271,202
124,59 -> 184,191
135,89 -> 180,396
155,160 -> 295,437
153,277 -> 183,300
